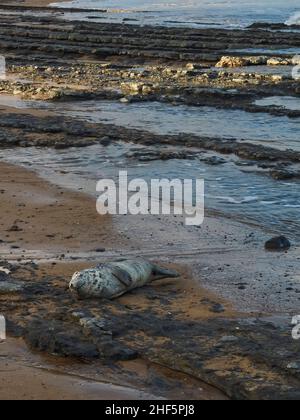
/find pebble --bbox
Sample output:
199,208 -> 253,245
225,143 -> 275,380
265,236 -> 291,252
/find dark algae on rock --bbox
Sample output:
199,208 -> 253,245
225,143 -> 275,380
0,260 -> 299,400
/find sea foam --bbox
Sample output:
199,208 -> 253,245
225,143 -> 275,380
286,11 -> 300,25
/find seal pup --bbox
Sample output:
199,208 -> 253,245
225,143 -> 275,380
69,258 -> 180,299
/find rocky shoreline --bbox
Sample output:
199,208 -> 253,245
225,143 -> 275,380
5,262 -> 300,400
0,8 -> 299,61
0,109 -> 299,181
0,6 -> 299,182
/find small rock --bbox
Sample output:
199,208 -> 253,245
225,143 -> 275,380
271,75 -> 283,82
120,97 -> 129,104
186,63 -> 195,70
95,248 -> 106,253
269,169 -> 296,180
265,236 -> 291,252
287,362 -> 300,370
216,56 -> 246,68
247,56 -> 268,65
8,224 -> 22,232
120,82 -> 141,95
267,57 -> 291,66
215,56 -> 267,68
141,85 -> 153,95
210,303 -> 225,313
201,156 -> 226,166
292,56 -> 300,65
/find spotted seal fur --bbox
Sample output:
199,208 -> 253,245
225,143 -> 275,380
70,258 -> 180,299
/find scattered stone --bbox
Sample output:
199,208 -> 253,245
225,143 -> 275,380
0,267 -> 11,275
120,97 -> 129,103
95,248 -> 106,253
8,224 -> 22,232
216,56 -> 247,68
271,75 -> 284,83
265,236 -> 291,252
210,303 -> 225,313
292,56 -> 300,65
246,56 -> 268,65
201,156 -> 227,166
186,63 -> 195,70
287,362 -> 300,370
216,56 -> 267,68
267,57 -> 292,66
269,169 -> 299,180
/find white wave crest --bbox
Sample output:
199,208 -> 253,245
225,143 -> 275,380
286,11 -> 300,25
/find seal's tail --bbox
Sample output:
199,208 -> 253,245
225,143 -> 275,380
152,264 -> 180,281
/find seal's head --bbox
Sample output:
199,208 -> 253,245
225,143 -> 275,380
69,269 -> 106,299
69,271 -> 84,296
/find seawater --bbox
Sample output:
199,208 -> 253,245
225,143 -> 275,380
49,0 -> 300,28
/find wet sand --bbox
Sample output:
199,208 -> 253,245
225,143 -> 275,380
0,338 -> 162,400
0,161 -> 232,400
0,161 -> 126,254
0,161 -> 142,400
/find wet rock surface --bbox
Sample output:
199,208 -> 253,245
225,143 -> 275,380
0,270 -> 24,294
0,7 -> 298,184
0,110 -> 299,180
1,261 -> 300,400
0,9 -> 298,63
1,14 -> 299,61
0,7 -> 298,176
0,6 -> 298,114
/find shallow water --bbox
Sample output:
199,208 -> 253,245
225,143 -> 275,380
39,100 -> 300,152
0,94 -> 32,109
0,0 -> 299,29
0,143 -> 299,240
214,65 -> 294,77
0,93 -> 299,239
1,95 -> 299,151
256,96 -> 300,111
229,48 -> 299,55
49,0 -> 300,29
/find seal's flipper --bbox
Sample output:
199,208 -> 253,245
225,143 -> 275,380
111,267 -> 133,287
152,265 -> 180,281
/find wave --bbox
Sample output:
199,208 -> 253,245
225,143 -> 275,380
285,11 -> 300,25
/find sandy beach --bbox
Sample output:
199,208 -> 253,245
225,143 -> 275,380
0,160 -> 233,400
0,0 -> 300,400
0,159 -> 299,399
